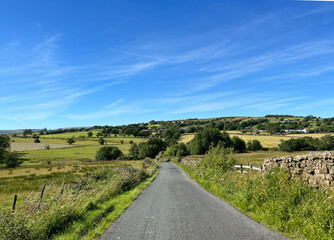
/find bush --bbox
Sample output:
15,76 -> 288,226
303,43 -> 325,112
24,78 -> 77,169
198,145 -> 235,176
34,139 -> 40,143
66,138 -> 75,145
0,135 -> 22,168
247,140 -> 263,151
3,152 -> 22,168
231,136 -> 246,153
0,209 -> 35,240
95,146 -> 123,161
98,137 -> 105,145
166,143 -> 189,157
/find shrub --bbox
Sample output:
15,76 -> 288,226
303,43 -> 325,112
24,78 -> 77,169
247,139 -> 263,151
231,136 -> 246,153
95,146 -> 123,161
98,137 -> 105,145
0,209 -> 35,240
198,145 -> 235,176
66,138 -> 75,145
165,143 -> 189,157
34,139 -> 40,143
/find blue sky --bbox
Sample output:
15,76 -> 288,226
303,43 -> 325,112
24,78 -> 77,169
1,0 -> 334,129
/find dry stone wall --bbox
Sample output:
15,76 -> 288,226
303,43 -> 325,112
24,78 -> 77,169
263,152 -> 334,187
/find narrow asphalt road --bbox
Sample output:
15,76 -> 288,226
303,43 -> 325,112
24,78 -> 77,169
100,162 -> 287,240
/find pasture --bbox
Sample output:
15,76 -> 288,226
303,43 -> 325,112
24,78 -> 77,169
0,133 -> 151,208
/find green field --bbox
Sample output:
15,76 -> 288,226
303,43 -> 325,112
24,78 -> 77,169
1,134 -> 151,206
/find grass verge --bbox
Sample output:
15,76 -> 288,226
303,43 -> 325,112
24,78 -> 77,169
54,170 -> 159,240
0,161 -> 159,240
174,160 -> 334,240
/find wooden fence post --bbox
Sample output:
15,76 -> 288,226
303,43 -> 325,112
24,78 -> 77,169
240,164 -> 243,173
38,186 -> 46,210
12,194 -> 17,212
60,182 -> 65,197
260,165 -> 263,172
251,165 -> 253,170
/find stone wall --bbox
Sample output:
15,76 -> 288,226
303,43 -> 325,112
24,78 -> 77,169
263,152 -> 334,187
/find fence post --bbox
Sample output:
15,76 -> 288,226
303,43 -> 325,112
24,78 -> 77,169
251,165 -> 253,170
38,186 -> 46,210
60,182 -> 65,197
12,194 -> 17,212
260,165 -> 263,172
240,164 -> 243,173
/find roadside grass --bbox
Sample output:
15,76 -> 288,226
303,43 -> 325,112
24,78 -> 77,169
175,160 -> 334,240
0,161 -> 159,240
54,170 -> 159,240
0,160 -> 146,206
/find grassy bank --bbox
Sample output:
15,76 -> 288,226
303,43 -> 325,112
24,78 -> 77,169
175,160 -> 334,239
0,160 -> 159,240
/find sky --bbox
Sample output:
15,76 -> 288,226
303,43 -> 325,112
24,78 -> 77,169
1,0 -> 334,129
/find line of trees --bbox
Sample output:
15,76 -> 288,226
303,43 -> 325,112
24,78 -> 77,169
279,135 -> 334,152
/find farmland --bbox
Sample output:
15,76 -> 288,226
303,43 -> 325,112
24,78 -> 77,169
0,133 -> 152,205
179,131 -> 333,149
0,130 -> 160,240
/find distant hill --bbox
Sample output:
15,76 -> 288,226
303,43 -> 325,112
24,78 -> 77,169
0,129 -> 41,134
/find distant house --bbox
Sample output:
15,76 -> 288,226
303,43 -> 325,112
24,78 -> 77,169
284,119 -> 302,122
283,129 -> 308,134
252,130 -> 265,133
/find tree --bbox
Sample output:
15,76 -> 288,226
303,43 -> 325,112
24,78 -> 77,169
0,135 -> 10,149
189,128 -> 231,155
23,129 -> 32,137
246,140 -> 263,151
67,138 -> 75,145
131,139 -> 166,159
129,144 -> 139,158
0,135 -> 21,168
32,134 -> 39,139
98,137 -> 105,145
231,136 -> 246,153
95,146 -> 123,161
176,142 -> 189,157
87,132 -> 93,137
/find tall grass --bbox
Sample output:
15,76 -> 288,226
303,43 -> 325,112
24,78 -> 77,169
0,161 -> 159,240
176,160 -> 334,239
